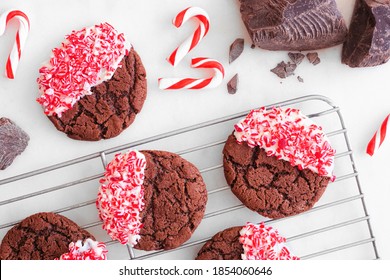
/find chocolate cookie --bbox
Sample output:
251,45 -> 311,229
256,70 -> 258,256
0,212 -> 94,260
96,149 -> 207,251
196,222 -> 298,260
48,49 -> 146,141
223,107 -> 335,219
223,134 -> 330,218
196,226 -> 242,260
37,23 -> 147,141
239,0 -> 348,51
0,117 -> 29,170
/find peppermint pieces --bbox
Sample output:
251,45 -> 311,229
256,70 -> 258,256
239,222 -> 299,260
96,150 -> 146,246
58,239 -> 108,260
36,22 -> 130,117
234,107 -> 336,179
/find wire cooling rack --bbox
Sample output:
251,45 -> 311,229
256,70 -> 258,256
0,95 -> 379,260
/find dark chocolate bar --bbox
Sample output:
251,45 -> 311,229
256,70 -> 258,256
239,0 -> 348,51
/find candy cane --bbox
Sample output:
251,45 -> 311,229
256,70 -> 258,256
167,7 -> 210,67
158,57 -> 224,90
366,114 -> 389,156
0,10 -> 30,79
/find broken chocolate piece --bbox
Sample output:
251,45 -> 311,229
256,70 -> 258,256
227,74 -> 239,94
229,38 -> 245,63
342,0 -> 390,68
239,0 -> 348,51
0,118 -> 29,170
307,52 -> 321,65
288,52 -> 305,65
270,61 -> 297,78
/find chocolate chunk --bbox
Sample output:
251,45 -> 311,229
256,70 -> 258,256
227,74 -> 239,94
0,118 -> 29,170
342,0 -> 390,68
270,61 -> 297,78
297,76 -> 304,83
229,38 -> 245,63
239,0 -> 348,51
288,52 -> 305,65
307,52 -> 321,65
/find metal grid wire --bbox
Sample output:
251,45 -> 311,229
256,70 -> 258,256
0,95 -> 379,260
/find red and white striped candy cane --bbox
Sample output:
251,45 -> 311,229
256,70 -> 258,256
167,7 -> 209,67
0,10 -> 30,79
366,114 -> 389,156
158,57 -> 224,90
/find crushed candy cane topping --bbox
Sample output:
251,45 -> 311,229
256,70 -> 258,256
96,150 -> 146,246
57,239 -> 108,260
37,22 -> 130,117
234,107 -> 336,179
239,222 -> 299,260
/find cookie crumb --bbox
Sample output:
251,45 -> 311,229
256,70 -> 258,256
297,76 -> 304,83
227,74 -> 239,94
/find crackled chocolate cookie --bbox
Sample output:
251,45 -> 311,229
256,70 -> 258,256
196,222 -> 298,260
196,226 -> 242,260
0,117 -> 29,170
37,23 -> 147,141
0,212 -> 98,260
223,107 -> 335,219
239,0 -> 348,51
96,149 -> 207,251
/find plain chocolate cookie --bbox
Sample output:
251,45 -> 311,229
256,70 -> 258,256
135,150 -> 208,251
223,133 -> 330,219
196,226 -> 242,260
0,212 -> 94,260
48,48 -> 147,141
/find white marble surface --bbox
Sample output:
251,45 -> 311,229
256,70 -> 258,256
0,0 -> 389,259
